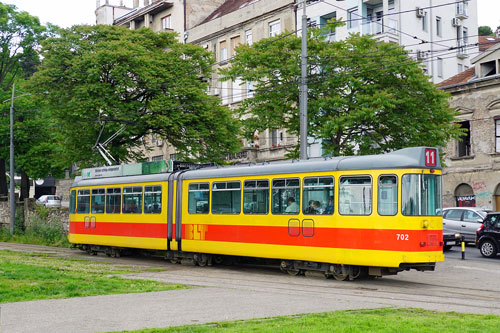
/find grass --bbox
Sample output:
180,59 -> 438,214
0,250 -> 187,303
127,308 -> 500,333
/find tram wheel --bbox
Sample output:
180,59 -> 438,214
331,265 -> 349,281
286,268 -> 301,276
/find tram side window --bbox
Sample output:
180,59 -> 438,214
243,180 -> 269,214
339,176 -> 372,215
106,188 -> 121,214
378,175 -> 397,216
69,190 -> 76,214
144,185 -> 162,214
91,188 -> 105,214
123,186 -> 142,214
212,181 -> 241,214
77,189 -> 90,214
402,174 -> 442,216
303,177 -> 334,215
272,178 -> 300,214
188,183 -> 210,214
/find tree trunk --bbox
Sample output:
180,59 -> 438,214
0,159 -> 7,197
20,170 -> 30,201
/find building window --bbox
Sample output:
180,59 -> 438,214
436,16 -> 441,37
245,29 -> 253,45
221,81 -> 229,105
456,121 -> 471,157
232,77 -> 243,103
152,155 -> 163,161
458,63 -> 463,73
347,7 -> 359,29
169,153 -> 177,161
220,40 -> 227,61
246,81 -> 254,98
161,15 -> 171,29
437,57 -> 443,78
212,181 -> 241,214
422,11 -> 427,32
269,19 -> 281,37
496,119 -> 500,153
462,26 -> 468,44
388,0 -> 395,10
230,36 -> 240,56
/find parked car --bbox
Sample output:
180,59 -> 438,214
36,195 -> 61,208
442,207 -> 489,243
443,228 -> 461,251
476,212 -> 500,258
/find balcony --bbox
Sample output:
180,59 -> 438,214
456,1 -> 468,19
457,40 -> 468,59
358,18 -> 399,42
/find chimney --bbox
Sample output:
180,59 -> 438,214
144,0 -> 150,5
133,0 -> 139,8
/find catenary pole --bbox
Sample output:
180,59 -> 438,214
9,83 -> 15,234
299,0 -> 308,160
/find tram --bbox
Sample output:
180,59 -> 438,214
68,147 -> 444,280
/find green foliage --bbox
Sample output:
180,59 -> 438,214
29,25 -> 241,166
133,308 -> 500,333
0,250 -> 187,303
478,26 -> 494,36
222,22 -> 463,157
14,208 -> 25,234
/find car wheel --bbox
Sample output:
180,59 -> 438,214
480,240 -> 497,258
443,245 -> 452,251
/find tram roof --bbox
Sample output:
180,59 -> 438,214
182,147 -> 441,180
71,147 -> 440,187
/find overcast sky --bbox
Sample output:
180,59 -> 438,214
3,0 -> 500,31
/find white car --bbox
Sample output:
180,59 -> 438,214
36,195 -> 61,208
442,207 -> 489,243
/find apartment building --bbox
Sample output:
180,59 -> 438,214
187,0 -> 296,162
437,45 -> 500,210
300,0 -> 478,84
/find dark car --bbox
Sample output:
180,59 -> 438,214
443,228 -> 461,251
476,212 -> 500,258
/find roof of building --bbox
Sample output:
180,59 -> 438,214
479,36 -> 500,52
198,0 -> 262,25
436,67 -> 475,89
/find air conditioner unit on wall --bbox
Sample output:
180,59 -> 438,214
416,8 -> 424,18
452,17 -> 461,27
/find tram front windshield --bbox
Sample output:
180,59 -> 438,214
402,174 -> 442,216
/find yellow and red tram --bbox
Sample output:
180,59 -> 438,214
69,147 -> 444,280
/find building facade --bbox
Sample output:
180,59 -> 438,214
438,44 -> 500,210
301,0 -> 478,84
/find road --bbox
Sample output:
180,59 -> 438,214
1,242 -> 500,332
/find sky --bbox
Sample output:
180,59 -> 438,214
3,0 -> 500,30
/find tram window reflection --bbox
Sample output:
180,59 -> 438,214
302,177 -> 334,215
212,181 -> 241,214
188,183 -> 210,214
243,180 -> 269,214
77,189 -> 90,214
339,176 -> 372,215
123,186 -> 142,214
144,185 -> 162,214
106,188 -> 121,214
91,188 -> 105,214
378,175 -> 397,216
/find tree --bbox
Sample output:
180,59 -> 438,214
221,24 -> 463,157
29,25 -> 241,167
478,25 -> 494,36
0,3 -> 51,197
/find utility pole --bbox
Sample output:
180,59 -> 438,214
9,83 -> 15,234
299,0 -> 308,160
